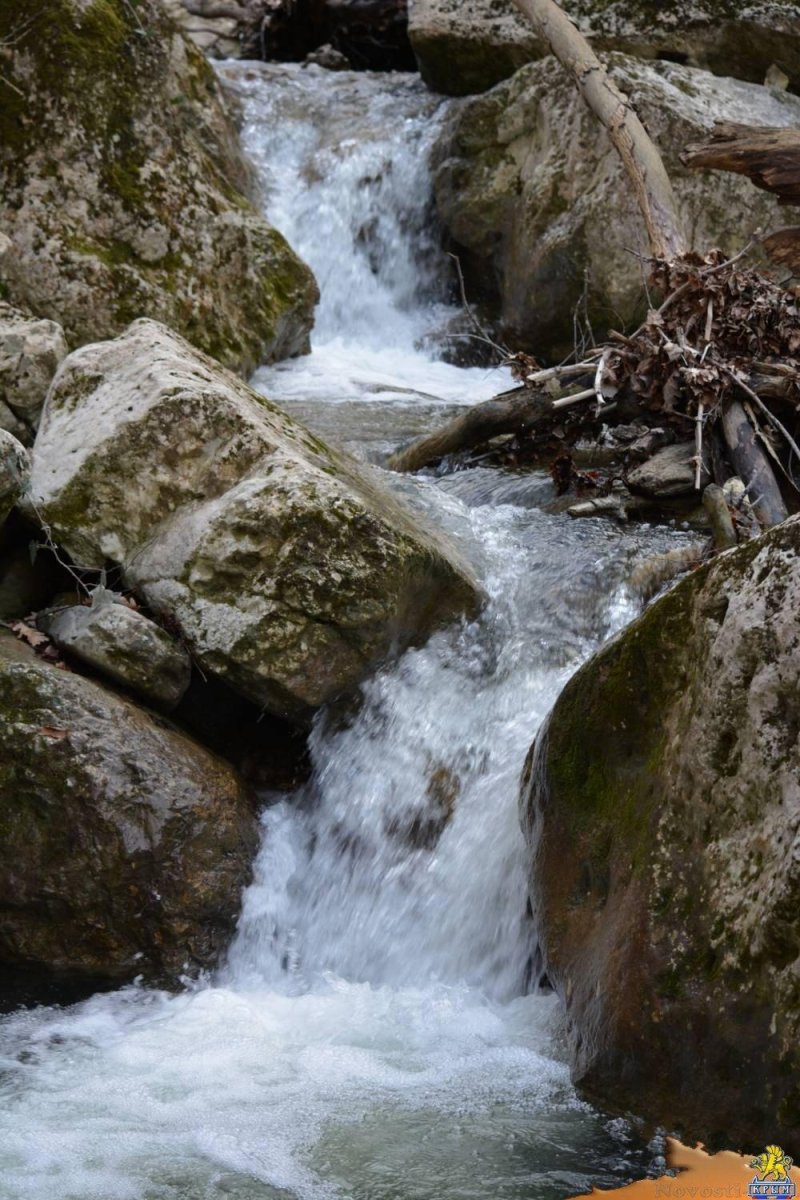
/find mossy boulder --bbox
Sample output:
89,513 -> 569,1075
409,0 -> 543,96
409,0 -> 800,96
433,55 -> 799,360
521,515 -> 800,1148
0,632 -> 258,993
28,320 -> 482,722
0,0 -> 317,376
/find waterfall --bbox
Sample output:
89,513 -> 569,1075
0,62 -> 686,1200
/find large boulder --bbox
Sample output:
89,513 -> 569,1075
409,0 -> 541,95
0,302 -> 68,445
0,0 -> 317,376
521,515 -> 800,1147
27,320 -> 481,721
433,56 -> 800,361
409,0 -> 800,96
0,632 -> 258,991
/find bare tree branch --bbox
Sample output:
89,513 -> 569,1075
509,0 -> 687,260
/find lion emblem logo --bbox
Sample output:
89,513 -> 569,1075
751,1147 -> 794,1183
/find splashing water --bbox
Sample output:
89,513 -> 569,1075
0,63 -> 691,1200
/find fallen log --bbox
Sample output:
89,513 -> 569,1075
681,123 -> 800,206
681,123 -> 800,272
720,399 -> 789,529
761,226 -> 800,275
386,386 -> 553,473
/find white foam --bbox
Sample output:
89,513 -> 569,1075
0,62 -> 681,1200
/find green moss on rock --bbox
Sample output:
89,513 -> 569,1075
0,0 -> 317,375
433,54 -> 799,359
28,320 -> 482,723
522,517 -> 800,1148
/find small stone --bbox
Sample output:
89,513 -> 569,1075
567,490 -> 631,521
39,590 -> 192,710
304,44 -> 351,70
626,442 -> 708,498
0,304 -> 68,442
766,62 -> 790,90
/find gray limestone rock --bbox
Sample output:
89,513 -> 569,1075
40,591 -> 192,710
0,304 -> 68,444
0,0 -> 317,377
433,56 -> 800,359
28,320 -> 482,721
626,442 -> 709,497
521,514 -> 800,1146
409,0 -> 800,96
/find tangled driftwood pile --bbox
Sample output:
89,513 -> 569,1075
388,247 -> 800,542
389,2 -> 800,551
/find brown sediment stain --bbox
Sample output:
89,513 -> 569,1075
571,1139 -> 791,1200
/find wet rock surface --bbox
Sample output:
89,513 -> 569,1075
521,515 -> 800,1147
0,632 -> 259,991
626,441 -> 709,498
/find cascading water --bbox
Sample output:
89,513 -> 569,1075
0,62 -> 691,1200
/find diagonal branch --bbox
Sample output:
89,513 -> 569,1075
509,0 -> 687,260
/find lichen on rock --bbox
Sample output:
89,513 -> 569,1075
0,0 -> 318,376
433,54 -> 800,360
39,590 -> 192,710
0,302 -> 68,445
0,429 -> 30,530
409,0 -> 800,96
28,319 -> 483,722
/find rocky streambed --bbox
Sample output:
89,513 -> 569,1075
1,0 -> 799,1192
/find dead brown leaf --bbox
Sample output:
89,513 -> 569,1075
9,621 -> 49,649
38,726 -> 69,740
